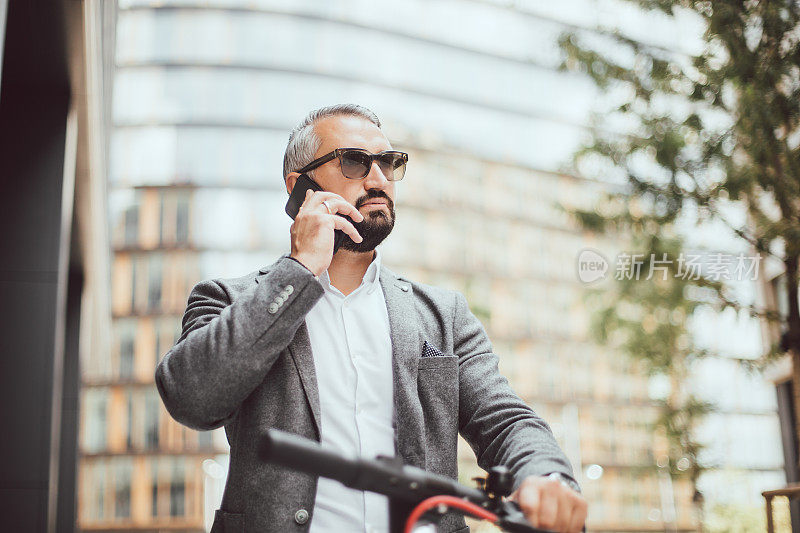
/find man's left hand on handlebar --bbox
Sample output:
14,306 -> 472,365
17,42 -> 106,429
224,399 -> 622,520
510,475 -> 588,533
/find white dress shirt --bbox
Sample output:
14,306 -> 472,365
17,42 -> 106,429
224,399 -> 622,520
306,249 -> 395,533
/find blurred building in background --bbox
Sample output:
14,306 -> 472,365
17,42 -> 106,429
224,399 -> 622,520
79,0 -> 785,531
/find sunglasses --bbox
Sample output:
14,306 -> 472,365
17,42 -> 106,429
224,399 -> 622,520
295,148 -> 408,181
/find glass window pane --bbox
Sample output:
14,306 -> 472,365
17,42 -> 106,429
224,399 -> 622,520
176,195 -> 190,244
89,459 -> 106,521
83,389 -> 108,452
148,254 -> 163,311
117,320 -> 136,379
126,390 -> 134,449
145,389 -> 160,450
114,459 -> 132,519
124,205 -> 138,246
170,459 -> 186,517
151,458 -> 160,517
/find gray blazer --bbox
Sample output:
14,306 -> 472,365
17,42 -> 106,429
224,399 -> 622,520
156,255 -> 578,533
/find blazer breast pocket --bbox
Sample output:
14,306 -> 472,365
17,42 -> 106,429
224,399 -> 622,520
417,340 -> 459,477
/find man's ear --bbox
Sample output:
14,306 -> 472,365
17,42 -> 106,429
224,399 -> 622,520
285,172 -> 300,195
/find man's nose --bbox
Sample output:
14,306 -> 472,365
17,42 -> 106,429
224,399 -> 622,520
362,160 -> 390,190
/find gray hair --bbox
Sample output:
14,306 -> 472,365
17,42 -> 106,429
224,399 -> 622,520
282,104 -> 382,179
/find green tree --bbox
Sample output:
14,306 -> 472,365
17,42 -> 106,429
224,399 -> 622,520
559,0 -> 800,526
583,232 -> 714,526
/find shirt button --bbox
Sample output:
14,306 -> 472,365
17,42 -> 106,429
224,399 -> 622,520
294,508 -> 309,525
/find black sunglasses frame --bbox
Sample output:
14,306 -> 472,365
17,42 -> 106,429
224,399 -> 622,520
295,148 -> 408,181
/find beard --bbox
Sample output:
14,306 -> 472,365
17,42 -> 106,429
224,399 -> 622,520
339,190 -> 395,253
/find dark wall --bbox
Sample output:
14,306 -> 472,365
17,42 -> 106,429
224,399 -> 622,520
0,0 -> 76,531
57,263 -> 83,532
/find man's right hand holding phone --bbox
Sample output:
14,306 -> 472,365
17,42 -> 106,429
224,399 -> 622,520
289,189 -> 363,276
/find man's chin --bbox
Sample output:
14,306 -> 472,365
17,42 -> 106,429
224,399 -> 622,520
339,218 -> 394,253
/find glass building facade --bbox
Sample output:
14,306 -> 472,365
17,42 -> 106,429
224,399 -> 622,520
78,1 -> 784,531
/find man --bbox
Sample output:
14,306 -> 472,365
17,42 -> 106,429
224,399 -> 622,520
156,104 -> 587,533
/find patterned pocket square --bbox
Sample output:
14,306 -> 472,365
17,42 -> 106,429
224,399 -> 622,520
421,340 -> 447,358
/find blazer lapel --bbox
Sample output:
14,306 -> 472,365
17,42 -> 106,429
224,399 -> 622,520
380,266 -> 426,468
286,322 -> 322,440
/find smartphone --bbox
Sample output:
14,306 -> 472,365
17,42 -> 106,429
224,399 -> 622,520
285,173 -> 347,254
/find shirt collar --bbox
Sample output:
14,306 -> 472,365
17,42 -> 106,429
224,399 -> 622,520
318,248 -> 383,295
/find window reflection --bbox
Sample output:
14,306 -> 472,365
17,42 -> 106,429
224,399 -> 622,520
110,126 -> 286,187
114,459 -> 132,519
83,389 -> 108,452
147,254 -> 163,311
144,390 -> 160,450
175,195 -> 190,244
117,321 -> 135,379
170,459 -> 186,517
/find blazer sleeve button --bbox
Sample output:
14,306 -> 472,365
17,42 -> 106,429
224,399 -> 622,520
294,508 -> 309,525
268,303 -> 279,314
